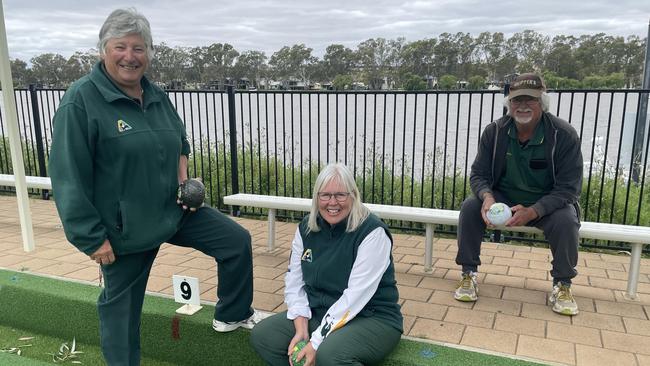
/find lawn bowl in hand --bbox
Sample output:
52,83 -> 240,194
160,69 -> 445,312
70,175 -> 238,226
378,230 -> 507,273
177,178 -> 206,209
486,202 -> 512,226
291,341 -> 308,366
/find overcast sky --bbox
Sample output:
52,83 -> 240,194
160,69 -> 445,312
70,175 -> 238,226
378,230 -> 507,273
3,0 -> 650,62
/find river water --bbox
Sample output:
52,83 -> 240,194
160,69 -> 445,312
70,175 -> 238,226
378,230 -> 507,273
170,90 -> 650,179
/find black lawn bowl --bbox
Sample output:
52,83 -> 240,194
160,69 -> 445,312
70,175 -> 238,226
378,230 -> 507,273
178,178 -> 206,209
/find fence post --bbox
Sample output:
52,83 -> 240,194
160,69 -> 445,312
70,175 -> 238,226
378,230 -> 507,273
28,84 -> 49,200
501,82 -> 510,116
631,19 -> 650,183
226,85 -> 240,215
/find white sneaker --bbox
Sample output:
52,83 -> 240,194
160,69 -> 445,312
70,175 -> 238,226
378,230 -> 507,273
212,309 -> 264,332
454,272 -> 478,302
549,283 -> 579,316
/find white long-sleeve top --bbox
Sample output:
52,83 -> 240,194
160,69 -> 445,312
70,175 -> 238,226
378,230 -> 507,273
284,226 -> 392,350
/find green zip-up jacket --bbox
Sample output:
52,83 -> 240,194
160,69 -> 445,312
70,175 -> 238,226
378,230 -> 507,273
470,112 -> 583,218
49,62 -> 190,256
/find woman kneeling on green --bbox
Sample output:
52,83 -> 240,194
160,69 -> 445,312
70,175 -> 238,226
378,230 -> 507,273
251,163 -> 403,366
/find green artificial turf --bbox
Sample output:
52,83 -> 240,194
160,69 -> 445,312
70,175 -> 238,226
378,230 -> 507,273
0,351 -> 52,366
0,269 -> 544,365
0,324 -> 178,365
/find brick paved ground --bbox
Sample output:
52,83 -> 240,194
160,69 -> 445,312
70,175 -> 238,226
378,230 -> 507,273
1,195 -> 649,365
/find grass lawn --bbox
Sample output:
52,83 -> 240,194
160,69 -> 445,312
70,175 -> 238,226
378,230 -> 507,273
0,269 -> 545,365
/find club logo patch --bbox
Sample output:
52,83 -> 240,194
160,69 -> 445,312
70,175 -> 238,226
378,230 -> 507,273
301,248 -> 312,263
117,119 -> 132,132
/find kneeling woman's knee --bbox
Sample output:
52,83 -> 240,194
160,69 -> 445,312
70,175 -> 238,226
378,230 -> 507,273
315,350 -> 336,366
249,323 -> 263,351
315,344 -> 350,366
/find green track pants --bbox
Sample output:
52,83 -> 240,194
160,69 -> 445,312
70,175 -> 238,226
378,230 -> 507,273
98,207 -> 253,365
251,311 -> 401,366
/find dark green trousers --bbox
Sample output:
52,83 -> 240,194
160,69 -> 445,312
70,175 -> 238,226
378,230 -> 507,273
456,190 -> 580,283
250,311 -> 401,366
98,207 -> 253,366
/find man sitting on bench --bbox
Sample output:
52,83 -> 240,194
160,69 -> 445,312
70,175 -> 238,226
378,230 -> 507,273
453,73 -> 583,316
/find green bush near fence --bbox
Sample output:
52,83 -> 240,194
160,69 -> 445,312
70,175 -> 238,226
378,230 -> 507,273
0,136 -> 42,176
188,142 -> 650,229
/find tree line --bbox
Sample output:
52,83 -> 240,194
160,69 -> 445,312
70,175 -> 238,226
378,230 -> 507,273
8,30 -> 647,90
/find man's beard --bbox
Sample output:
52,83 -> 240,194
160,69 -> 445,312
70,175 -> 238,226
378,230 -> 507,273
513,109 -> 533,124
514,115 -> 532,124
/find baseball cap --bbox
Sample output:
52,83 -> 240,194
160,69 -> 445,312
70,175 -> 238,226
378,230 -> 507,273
508,73 -> 546,99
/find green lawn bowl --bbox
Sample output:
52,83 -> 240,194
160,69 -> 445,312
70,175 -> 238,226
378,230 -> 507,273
290,340 -> 308,366
177,178 -> 206,209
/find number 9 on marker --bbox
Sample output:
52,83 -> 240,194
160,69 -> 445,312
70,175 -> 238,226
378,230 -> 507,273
172,275 -> 201,306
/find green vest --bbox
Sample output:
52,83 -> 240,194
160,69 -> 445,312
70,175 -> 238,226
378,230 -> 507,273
298,214 -> 403,333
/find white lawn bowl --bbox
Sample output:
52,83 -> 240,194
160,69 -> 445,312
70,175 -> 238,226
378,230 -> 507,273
486,202 -> 512,226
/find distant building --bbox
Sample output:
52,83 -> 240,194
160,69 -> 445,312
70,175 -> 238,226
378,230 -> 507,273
503,73 -> 520,85
486,83 -> 501,91
320,82 -> 333,90
425,75 -> 438,89
202,78 -> 236,90
166,80 -> 185,90
265,80 -> 283,90
283,78 -> 308,90
352,82 -> 368,90
237,78 -> 251,90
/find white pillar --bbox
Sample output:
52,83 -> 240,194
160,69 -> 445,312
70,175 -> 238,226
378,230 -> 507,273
267,208 -> 276,251
424,223 -> 434,272
0,0 -> 35,251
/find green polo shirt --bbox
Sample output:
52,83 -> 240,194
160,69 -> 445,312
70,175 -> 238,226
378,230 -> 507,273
496,120 -> 553,206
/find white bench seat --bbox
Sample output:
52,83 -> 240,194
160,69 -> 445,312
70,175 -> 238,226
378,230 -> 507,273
224,193 -> 650,300
0,174 -> 52,190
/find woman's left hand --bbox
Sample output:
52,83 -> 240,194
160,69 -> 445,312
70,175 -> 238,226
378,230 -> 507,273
293,342 -> 316,366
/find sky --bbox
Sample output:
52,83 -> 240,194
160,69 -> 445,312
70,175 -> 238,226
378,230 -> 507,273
3,0 -> 650,62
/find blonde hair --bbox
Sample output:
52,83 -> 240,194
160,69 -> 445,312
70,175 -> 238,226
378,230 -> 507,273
307,163 -> 369,233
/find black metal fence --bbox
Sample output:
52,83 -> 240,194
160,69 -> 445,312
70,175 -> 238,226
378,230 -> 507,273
1,86 -> 649,252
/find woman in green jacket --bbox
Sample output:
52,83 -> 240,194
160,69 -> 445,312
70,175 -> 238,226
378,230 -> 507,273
49,8 -> 260,365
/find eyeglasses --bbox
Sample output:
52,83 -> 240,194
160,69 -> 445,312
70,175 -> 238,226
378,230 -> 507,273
317,192 -> 351,202
510,96 -> 540,106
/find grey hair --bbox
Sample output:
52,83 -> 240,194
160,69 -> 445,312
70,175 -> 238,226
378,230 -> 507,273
502,92 -> 551,114
98,8 -> 154,62
307,162 -> 370,233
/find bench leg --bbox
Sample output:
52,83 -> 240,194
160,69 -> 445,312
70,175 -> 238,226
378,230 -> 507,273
424,224 -> 434,272
267,209 -> 276,252
625,243 -> 642,300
